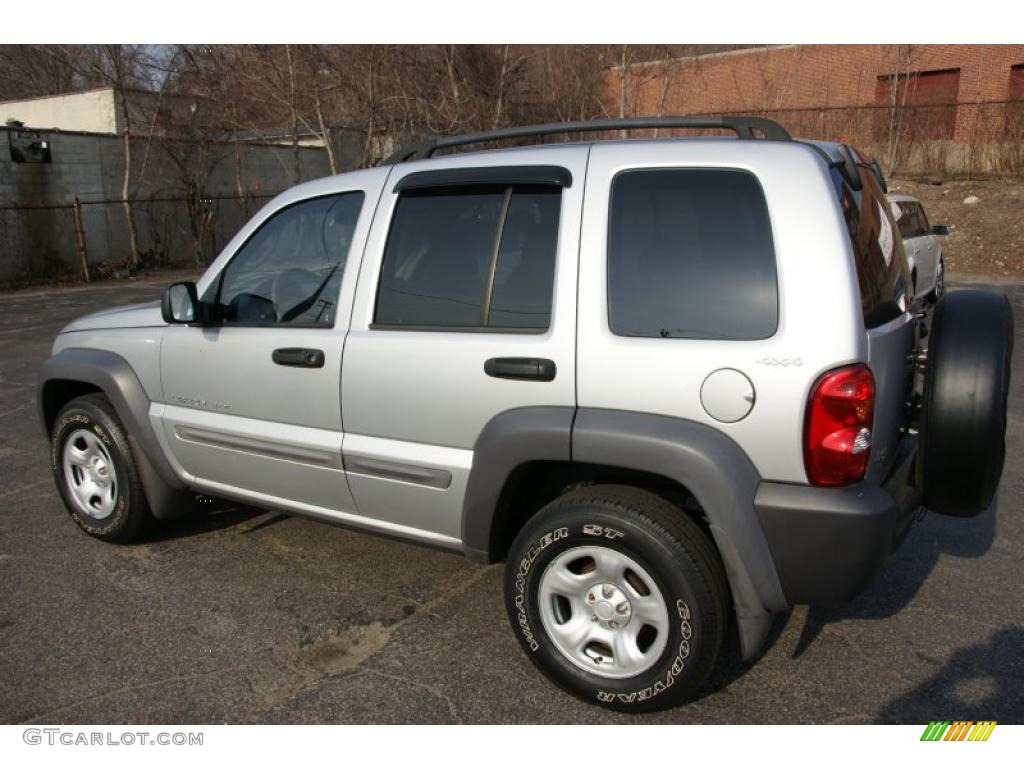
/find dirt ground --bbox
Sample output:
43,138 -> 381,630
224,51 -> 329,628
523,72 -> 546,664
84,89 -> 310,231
890,176 -> 1024,279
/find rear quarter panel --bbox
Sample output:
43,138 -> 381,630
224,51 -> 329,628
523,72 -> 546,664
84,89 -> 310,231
577,141 -> 866,483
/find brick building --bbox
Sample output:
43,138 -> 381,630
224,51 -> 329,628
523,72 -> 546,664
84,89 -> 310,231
605,44 -> 1024,173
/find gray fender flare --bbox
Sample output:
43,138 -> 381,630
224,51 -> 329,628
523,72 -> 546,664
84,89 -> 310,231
572,409 -> 788,660
461,406 -> 575,562
461,405 -> 788,661
38,347 -> 190,520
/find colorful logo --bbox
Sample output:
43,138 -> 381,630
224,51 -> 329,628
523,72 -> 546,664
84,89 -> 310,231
920,721 -> 997,741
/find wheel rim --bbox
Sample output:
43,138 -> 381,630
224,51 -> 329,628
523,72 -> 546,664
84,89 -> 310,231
62,429 -> 118,520
537,545 -> 670,679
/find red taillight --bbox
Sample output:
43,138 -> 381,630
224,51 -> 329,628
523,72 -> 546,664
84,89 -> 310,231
804,364 -> 875,487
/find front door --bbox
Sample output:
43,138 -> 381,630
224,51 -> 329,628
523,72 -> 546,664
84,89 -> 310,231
157,189 -> 369,515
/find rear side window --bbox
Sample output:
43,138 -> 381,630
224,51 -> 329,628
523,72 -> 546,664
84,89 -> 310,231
607,169 -> 778,340
375,186 -> 561,330
832,163 -> 909,327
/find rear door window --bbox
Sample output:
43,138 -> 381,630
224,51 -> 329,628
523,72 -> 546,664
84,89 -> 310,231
607,169 -> 778,340
375,185 -> 561,330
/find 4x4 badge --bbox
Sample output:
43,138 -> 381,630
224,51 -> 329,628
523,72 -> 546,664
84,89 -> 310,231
756,357 -> 803,367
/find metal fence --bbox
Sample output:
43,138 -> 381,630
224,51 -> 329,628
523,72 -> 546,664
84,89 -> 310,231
0,193 -> 273,289
3,100 -> 1023,290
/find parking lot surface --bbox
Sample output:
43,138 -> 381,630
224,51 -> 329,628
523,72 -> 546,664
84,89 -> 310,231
1,277 -> 1022,724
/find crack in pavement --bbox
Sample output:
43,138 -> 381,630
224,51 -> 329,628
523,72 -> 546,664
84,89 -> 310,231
0,403 -> 32,419
827,712 -> 875,724
363,667 -> 461,723
0,480 -> 52,500
18,664 -> 253,724
0,374 -> 36,389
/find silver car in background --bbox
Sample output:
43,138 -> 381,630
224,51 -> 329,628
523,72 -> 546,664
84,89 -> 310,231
888,193 -> 950,301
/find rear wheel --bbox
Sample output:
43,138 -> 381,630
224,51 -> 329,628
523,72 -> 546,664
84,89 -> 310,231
50,393 -> 153,542
504,485 -> 728,712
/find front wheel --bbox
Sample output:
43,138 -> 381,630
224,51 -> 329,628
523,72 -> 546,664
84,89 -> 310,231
504,486 -> 729,712
50,393 -> 153,542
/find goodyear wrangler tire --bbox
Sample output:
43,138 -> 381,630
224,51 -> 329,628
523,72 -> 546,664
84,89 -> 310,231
50,393 -> 153,543
920,290 -> 1014,517
504,485 -> 728,712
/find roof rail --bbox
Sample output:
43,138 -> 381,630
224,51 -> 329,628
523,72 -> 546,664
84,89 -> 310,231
384,115 -> 792,164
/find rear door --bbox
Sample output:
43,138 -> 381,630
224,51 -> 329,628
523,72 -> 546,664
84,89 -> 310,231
341,150 -> 586,545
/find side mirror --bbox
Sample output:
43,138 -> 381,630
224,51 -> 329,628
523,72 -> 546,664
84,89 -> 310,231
932,224 -> 950,236
162,281 -> 200,324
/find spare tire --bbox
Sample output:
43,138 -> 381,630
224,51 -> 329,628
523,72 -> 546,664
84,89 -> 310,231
920,290 -> 1014,517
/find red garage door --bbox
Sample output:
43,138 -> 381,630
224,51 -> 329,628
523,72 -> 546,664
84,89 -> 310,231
875,68 -> 961,140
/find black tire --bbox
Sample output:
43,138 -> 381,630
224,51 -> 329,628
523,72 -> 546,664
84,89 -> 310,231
920,290 -> 1014,517
50,393 -> 153,542
504,485 -> 729,712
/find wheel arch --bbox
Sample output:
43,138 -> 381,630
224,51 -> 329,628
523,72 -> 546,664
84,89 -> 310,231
38,347 -> 190,519
461,406 -> 789,660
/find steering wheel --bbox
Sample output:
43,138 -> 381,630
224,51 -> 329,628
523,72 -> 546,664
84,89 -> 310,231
271,268 -> 321,323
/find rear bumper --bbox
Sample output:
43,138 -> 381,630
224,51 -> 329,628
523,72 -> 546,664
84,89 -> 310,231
754,436 -> 921,606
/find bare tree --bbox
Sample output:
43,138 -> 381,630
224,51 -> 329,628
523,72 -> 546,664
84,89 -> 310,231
881,44 -> 921,172
0,45 -> 81,100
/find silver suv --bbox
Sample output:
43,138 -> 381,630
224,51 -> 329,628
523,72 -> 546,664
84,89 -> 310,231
38,116 -> 1014,712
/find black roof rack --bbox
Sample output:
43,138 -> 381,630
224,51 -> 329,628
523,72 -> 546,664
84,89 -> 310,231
384,115 -> 792,164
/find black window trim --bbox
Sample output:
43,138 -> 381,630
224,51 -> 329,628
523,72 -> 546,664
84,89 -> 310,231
370,183 -> 562,335
915,202 -> 931,235
605,166 -> 781,342
392,164 -> 572,192
205,190 -> 366,330
897,201 -> 917,239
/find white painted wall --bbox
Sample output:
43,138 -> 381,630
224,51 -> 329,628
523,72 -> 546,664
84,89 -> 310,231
0,88 -> 120,134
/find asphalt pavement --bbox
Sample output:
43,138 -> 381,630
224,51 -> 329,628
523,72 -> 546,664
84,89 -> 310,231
0,276 -> 1021,724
